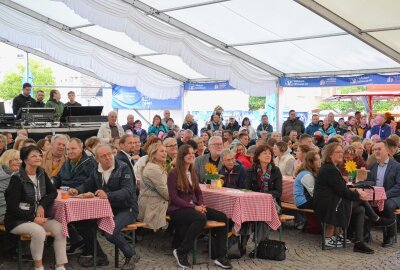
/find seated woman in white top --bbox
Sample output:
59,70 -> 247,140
273,141 -> 295,176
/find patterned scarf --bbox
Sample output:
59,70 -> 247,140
257,164 -> 273,193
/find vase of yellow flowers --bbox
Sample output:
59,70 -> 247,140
204,163 -> 221,188
344,160 -> 357,183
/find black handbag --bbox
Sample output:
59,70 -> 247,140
254,240 -> 287,261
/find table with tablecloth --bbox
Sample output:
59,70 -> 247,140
51,192 -> 115,237
281,176 -> 387,211
200,184 -> 281,232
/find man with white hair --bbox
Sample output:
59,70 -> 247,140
69,144 -> 138,269
218,149 -> 246,189
122,114 -> 135,133
370,115 -> 391,140
161,110 -> 171,126
97,111 -> 125,143
194,136 -> 224,183
177,129 -> 193,148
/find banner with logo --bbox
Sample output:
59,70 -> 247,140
280,74 -> 400,88
184,81 -> 235,91
112,85 -> 182,109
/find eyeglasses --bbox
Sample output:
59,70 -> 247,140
210,143 -> 223,147
166,144 -> 178,148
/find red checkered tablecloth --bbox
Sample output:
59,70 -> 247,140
200,184 -> 281,232
361,186 -> 386,211
281,176 -> 387,211
52,192 -> 115,237
281,176 -> 295,204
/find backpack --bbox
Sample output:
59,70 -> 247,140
0,168 -> 11,224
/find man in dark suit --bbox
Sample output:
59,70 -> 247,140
365,140 -> 400,247
116,134 -> 137,189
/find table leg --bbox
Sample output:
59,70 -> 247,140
93,228 -> 97,270
254,222 -> 257,258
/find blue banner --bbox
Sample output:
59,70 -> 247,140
184,81 -> 235,91
280,74 -> 400,87
112,85 -> 182,109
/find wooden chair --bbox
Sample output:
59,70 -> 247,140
278,214 -> 295,241
193,221 -> 226,265
281,202 -> 346,250
115,222 -> 146,268
0,224 -> 53,270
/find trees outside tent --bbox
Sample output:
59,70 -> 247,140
0,59 -> 55,100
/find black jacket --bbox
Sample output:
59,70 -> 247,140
281,117 -> 305,136
4,167 -> 57,232
115,151 -> 137,189
225,121 -> 240,132
12,94 -> 36,116
219,163 -> 246,189
245,165 -> 282,205
182,122 -> 198,136
314,163 -> 360,228
77,159 -> 138,216
256,123 -> 273,137
32,101 -> 45,108
53,151 -> 97,189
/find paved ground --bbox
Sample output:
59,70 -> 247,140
1,224 -> 400,270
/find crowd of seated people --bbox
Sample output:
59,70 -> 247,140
0,108 -> 400,269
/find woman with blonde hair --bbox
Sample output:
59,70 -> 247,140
0,149 -> 22,173
232,142 -> 251,169
0,134 -> 7,157
192,136 -> 205,157
138,142 -> 169,231
13,136 -> 27,151
362,138 -> 373,161
84,136 -> 100,156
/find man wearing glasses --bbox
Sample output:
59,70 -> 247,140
218,149 -> 246,189
194,136 -> 224,183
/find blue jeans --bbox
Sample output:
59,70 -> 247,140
104,209 -> 137,258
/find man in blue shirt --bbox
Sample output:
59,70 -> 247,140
305,114 -> 320,136
365,140 -> 400,247
370,115 -> 391,140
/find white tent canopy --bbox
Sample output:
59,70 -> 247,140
0,0 -> 399,98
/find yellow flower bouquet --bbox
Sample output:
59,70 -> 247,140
344,160 -> 357,181
204,163 -> 222,188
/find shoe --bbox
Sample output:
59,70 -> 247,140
173,249 -> 191,268
67,240 -> 85,255
78,255 -> 109,267
214,257 -> 232,269
324,236 -> 343,248
373,217 -> 396,228
121,256 -> 135,270
382,236 -> 395,248
248,249 -> 255,258
353,242 -> 374,254
336,234 -> 352,245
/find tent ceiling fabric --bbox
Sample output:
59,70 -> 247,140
52,0 -> 279,97
0,3 -> 182,99
0,0 -> 399,97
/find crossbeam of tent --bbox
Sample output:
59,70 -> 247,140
294,0 -> 400,65
123,0 -> 284,77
